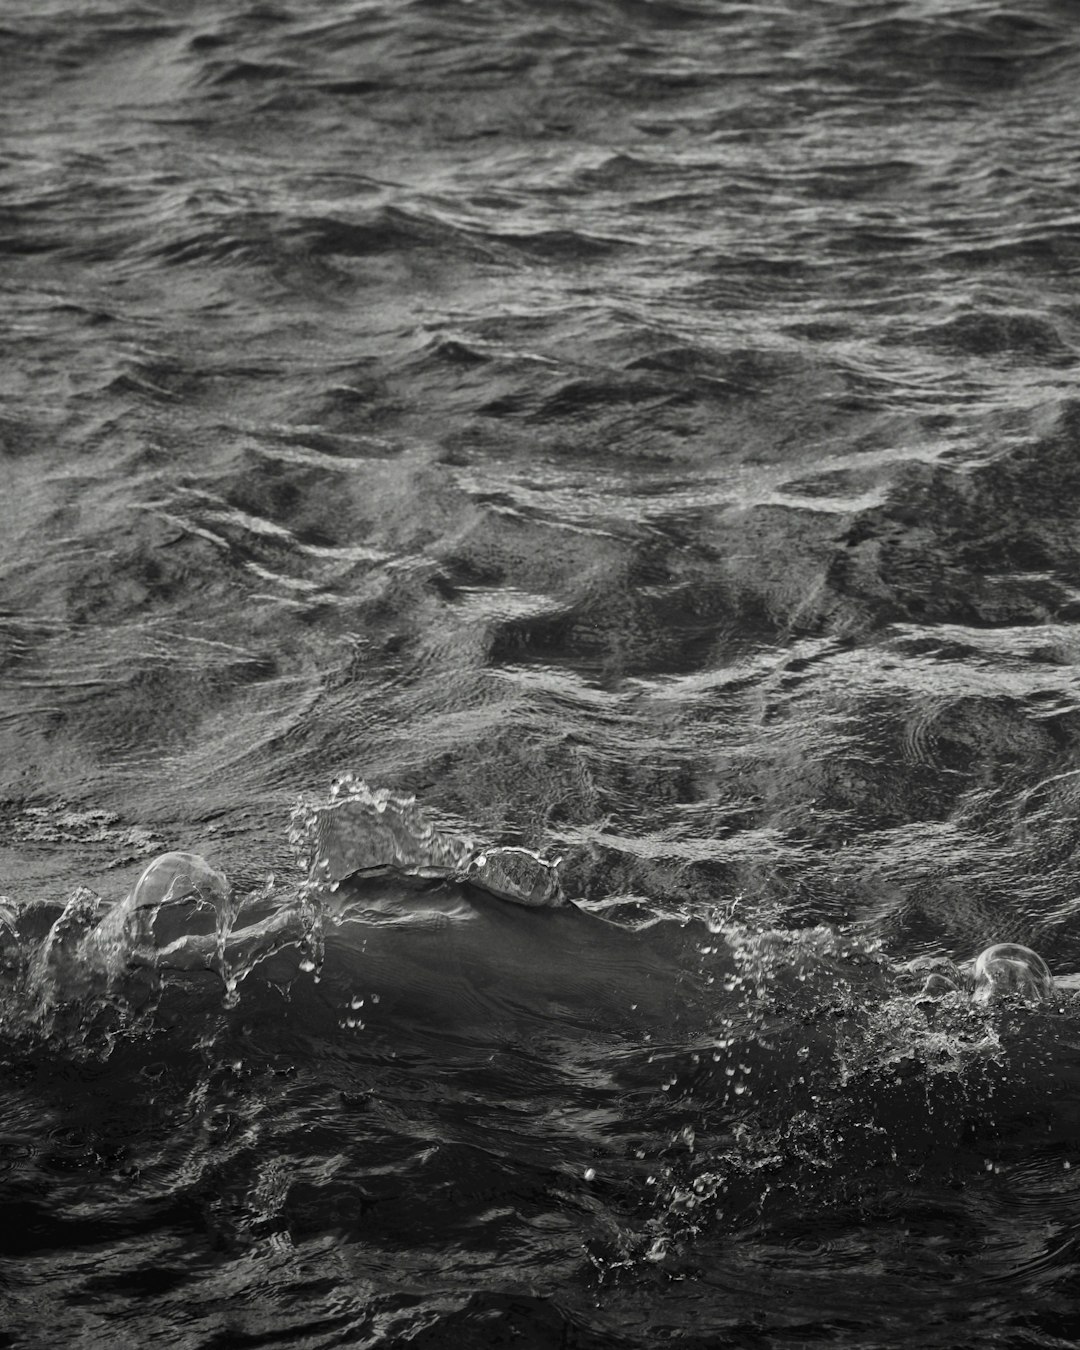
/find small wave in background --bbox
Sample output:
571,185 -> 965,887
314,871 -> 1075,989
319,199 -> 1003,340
5,1 -> 1080,1346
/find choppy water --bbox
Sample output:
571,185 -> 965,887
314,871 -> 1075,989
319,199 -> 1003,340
5,0 -> 1080,1345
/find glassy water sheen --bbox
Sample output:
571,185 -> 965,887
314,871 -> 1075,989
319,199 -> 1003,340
5,1 -> 1080,1345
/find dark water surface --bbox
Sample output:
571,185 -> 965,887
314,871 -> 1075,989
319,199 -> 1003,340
6,0 -> 1080,1345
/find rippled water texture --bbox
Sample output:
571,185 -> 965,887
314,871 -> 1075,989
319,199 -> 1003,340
5,1 -> 1080,1345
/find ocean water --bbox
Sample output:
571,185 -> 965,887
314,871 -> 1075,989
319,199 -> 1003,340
5,0 -> 1080,1344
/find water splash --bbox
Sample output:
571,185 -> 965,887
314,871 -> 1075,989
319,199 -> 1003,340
289,774 -> 475,885
289,773 -> 566,906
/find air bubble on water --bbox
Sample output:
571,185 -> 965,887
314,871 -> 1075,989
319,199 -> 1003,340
669,1187 -> 696,1215
692,1173 -> 719,1199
